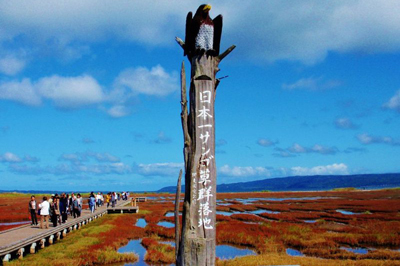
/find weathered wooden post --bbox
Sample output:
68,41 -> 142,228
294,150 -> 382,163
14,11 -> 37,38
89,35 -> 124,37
175,4 -> 235,266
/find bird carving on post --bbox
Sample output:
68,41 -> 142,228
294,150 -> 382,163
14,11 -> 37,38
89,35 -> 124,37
175,4 -> 235,265
184,4 -> 222,58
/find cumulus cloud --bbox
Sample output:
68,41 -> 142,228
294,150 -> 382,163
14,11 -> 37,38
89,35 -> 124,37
137,162 -> 183,177
2,1 -> 400,64
106,105 -> 131,118
383,90 -> 400,112
335,117 -> 359,129
290,163 -> 349,176
287,143 -> 339,155
0,56 -> 26,75
218,163 -> 349,178
10,162 -> 131,176
0,75 -> 103,108
0,152 -> 22,163
59,151 -> 121,163
0,65 -> 177,116
0,79 -> 41,106
37,75 -> 104,108
153,131 -> 172,144
219,165 -> 271,178
113,65 -> 178,97
357,133 -> 400,146
257,138 -> 277,147
282,76 -> 341,91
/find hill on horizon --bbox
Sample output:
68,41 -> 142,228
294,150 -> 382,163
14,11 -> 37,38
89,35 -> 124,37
157,173 -> 400,193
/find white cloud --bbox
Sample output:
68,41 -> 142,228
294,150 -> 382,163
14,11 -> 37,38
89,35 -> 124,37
59,151 -> 121,163
0,56 -> 26,75
335,117 -> 359,129
219,165 -> 271,178
257,138 -> 277,147
288,143 -> 307,153
383,90 -> 400,112
357,133 -> 399,146
0,75 -> 103,108
153,131 -> 172,144
287,143 -> 338,155
290,163 -> 349,176
137,162 -> 183,177
37,75 -> 104,109
0,78 -> 41,106
106,105 -> 130,118
0,152 -> 22,163
10,162 -> 132,175
2,1 -> 400,64
0,65 -> 176,115
114,65 -> 178,97
282,76 -> 341,91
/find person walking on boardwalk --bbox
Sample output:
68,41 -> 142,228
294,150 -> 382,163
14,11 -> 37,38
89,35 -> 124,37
76,193 -> 82,217
59,193 -> 68,223
38,196 -> 50,229
50,196 -> 59,227
89,192 -> 96,213
105,193 -> 110,207
28,195 -> 38,226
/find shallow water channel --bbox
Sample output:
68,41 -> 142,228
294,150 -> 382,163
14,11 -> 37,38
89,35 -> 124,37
118,240 -> 256,265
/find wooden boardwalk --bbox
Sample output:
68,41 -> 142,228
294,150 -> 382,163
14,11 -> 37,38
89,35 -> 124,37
0,200 -> 138,262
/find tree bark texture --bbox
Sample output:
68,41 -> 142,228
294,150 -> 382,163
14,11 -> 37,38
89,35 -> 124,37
176,44 -> 234,266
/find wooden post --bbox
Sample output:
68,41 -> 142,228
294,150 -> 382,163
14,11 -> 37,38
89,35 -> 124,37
176,38 -> 235,265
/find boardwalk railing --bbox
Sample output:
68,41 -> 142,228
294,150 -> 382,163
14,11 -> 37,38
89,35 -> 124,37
0,199 -> 138,262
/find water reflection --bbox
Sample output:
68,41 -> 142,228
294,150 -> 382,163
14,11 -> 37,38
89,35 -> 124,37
336,209 -> 361,215
286,248 -> 304,256
340,246 -> 369,254
216,211 -> 241,216
216,245 -> 256,259
135,219 -> 147,228
157,221 -> 175,228
304,220 -> 317,223
118,239 -> 147,266
0,221 -> 30,226
247,209 -> 280,214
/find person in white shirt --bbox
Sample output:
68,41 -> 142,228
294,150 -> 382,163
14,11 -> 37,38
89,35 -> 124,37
39,196 -> 50,229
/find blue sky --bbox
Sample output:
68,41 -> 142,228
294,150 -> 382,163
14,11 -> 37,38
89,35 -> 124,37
0,1 -> 399,191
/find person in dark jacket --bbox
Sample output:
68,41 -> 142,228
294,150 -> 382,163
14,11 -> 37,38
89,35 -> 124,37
89,192 -> 96,213
59,193 -> 68,223
28,195 -> 38,226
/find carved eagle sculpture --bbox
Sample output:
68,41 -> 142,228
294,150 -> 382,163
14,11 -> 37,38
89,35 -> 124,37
184,4 -> 222,57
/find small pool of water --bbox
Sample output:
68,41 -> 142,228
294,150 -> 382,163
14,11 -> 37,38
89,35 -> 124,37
340,246 -> 369,254
336,209 -> 361,215
216,245 -> 256,259
135,219 -> 147,228
165,212 -> 182,217
157,221 -> 175,228
216,211 -> 241,216
247,209 -> 280,214
236,196 -> 333,204
118,239 -> 147,266
304,220 -> 317,223
0,221 -> 30,226
286,248 -> 304,256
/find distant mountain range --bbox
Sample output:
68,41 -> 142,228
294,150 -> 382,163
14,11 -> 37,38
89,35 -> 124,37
157,173 -> 400,193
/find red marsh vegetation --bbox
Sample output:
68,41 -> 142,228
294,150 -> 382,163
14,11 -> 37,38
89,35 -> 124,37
2,189 -> 400,265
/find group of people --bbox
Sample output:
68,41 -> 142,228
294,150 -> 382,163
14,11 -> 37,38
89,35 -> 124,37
29,191 -> 129,229
28,193 -> 83,229
87,191 -> 129,213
